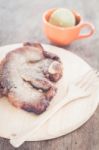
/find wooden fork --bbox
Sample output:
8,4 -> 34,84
10,69 -> 99,148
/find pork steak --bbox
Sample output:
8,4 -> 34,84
0,42 -> 63,114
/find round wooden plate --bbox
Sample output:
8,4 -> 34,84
0,43 -> 99,141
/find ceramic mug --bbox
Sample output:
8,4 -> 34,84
43,8 -> 95,46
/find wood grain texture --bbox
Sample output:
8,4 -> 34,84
0,0 -> 99,150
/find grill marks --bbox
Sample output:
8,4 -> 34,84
22,78 -> 51,92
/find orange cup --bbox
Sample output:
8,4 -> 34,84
43,8 -> 95,46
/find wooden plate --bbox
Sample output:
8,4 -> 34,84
0,43 -> 99,141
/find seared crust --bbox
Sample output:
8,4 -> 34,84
0,42 -> 63,114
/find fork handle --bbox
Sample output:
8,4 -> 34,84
10,93 -> 88,148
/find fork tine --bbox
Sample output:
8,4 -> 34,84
77,70 -> 92,83
84,81 -> 99,94
76,69 -> 95,86
84,79 -> 99,94
79,71 -> 99,90
82,75 -> 99,91
79,70 -> 98,88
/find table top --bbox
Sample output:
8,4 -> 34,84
0,0 -> 99,150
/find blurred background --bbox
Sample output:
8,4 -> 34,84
0,0 -> 98,69
0,0 -> 98,44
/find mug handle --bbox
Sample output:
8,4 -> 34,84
78,22 -> 95,39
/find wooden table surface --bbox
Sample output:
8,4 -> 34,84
0,0 -> 99,149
